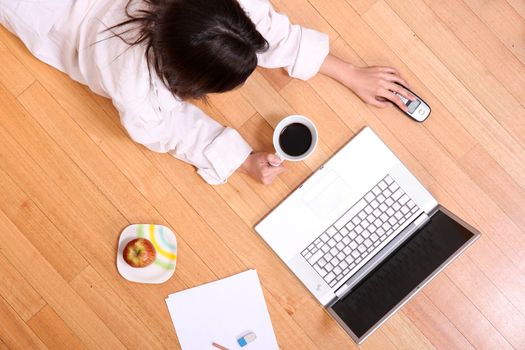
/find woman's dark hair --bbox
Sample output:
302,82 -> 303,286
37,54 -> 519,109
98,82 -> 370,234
108,0 -> 269,100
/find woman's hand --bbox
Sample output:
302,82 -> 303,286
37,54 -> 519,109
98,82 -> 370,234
239,152 -> 285,185
319,54 -> 415,112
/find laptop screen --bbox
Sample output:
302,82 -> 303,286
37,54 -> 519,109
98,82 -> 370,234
329,209 -> 476,340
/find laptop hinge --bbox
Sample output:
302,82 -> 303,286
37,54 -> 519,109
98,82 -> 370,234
332,212 -> 430,301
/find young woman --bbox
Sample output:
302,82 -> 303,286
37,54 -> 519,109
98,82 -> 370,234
0,0 -> 413,185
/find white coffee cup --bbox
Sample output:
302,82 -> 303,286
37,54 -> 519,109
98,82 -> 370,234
272,115 -> 318,165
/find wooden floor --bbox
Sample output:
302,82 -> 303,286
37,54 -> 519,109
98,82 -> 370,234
0,0 -> 524,349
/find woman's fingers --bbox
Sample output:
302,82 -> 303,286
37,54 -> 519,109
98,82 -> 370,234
261,162 -> 285,184
386,81 -> 415,101
379,66 -> 398,75
376,66 -> 411,89
342,64 -> 414,111
381,89 -> 409,112
383,73 -> 411,91
266,153 -> 283,167
371,97 -> 391,109
240,152 -> 286,185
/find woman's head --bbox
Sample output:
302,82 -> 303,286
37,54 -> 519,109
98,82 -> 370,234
111,0 -> 269,99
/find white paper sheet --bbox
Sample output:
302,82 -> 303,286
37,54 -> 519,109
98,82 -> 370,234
166,270 -> 279,350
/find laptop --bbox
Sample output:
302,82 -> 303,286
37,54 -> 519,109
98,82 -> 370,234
255,126 -> 480,343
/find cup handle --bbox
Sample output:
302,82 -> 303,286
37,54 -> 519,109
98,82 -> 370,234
268,153 -> 284,167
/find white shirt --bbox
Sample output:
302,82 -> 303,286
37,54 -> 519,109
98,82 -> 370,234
0,0 -> 329,184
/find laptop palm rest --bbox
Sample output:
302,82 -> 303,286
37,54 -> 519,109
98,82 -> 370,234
302,171 -> 352,219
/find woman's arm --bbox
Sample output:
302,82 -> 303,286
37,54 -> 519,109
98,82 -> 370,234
240,0 -> 415,111
117,82 -> 285,185
319,54 -> 415,112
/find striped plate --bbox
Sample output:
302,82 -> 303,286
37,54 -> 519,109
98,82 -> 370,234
117,224 -> 178,284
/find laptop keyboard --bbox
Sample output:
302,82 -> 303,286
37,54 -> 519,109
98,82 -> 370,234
301,175 -> 420,287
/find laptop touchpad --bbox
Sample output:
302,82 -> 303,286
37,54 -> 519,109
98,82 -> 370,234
302,172 -> 352,219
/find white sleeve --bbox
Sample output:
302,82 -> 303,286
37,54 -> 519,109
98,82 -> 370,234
238,0 -> 329,80
116,88 -> 252,185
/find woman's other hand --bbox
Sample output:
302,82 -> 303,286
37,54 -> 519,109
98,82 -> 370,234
239,152 -> 285,185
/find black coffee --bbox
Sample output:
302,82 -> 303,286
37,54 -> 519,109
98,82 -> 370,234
279,123 -> 312,157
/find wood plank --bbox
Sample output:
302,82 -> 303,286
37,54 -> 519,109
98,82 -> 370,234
382,121 -> 525,275
7,84 -> 189,346
143,135 -> 408,349
0,253 -> 46,322
0,39 -> 34,96
205,89 -> 437,348
154,188 -> 324,349
280,17 -> 525,344
304,1 -> 522,340
74,81 -> 255,286
16,66 -> 296,350
208,89 -> 257,129
0,0 -> 524,347
426,179 -> 525,350
466,237 -> 525,317
309,1 -> 477,161
356,3 -> 525,254
213,172 -> 271,227
70,267 -> 161,350
346,0 -> 380,15
0,94 -> 89,283
462,0 -> 525,65
258,67 -> 293,92
17,82 -> 217,282
461,144 -> 525,230
263,289 -> 319,350
0,28 -> 171,206
0,210 -> 125,349
27,306 -> 87,350
242,71 -> 294,125
15,82 -> 219,346
186,100 -> 278,227
427,182 -> 525,318
208,96 -> 428,348
308,38 -> 437,192
146,151 -> 311,306
506,0 -> 525,19
445,253 -> 525,349
280,80 -> 355,152
21,68 -> 324,350
0,293 -> 47,350
0,175 -> 88,284
153,187 -> 247,280
371,0 -> 525,230
403,293 -> 474,350
385,0 -> 525,146
362,1 -> 525,190
270,0 -> 339,42
424,273 -> 513,350
144,151 -> 396,349
423,0 -> 525,105
291,297 -> 396,350
425,179 -> 525,346
381,312 -> 435,349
